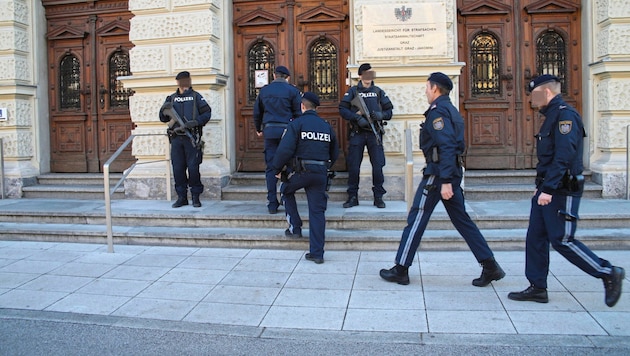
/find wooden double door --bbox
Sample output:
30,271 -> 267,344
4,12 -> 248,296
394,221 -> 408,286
457,0 -> 582,169
233,0 -> 350,171
44,0 -> 134,173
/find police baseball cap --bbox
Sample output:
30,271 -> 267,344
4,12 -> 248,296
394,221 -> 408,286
175,71 -> 190,80
428,72 -> 453,91
302,91 -> 320,107
275,66 -> 290,76
358,63 -> 372,75
528,74 -> 560,92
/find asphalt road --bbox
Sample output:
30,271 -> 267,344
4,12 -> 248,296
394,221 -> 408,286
1,310 -> 629,356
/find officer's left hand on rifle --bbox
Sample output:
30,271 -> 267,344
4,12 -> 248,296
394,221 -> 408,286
184,120 -> 199,129
370,111 -> 384,121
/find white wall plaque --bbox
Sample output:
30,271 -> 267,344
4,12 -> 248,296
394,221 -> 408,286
0,108 -> 7,121
255,70 -> 269,88
362,3 -> 447,58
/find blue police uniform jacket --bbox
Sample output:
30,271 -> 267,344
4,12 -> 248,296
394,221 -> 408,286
339,81 -> 393,128
535,94 -> 585,196
159,87 -> 212,133
271,110 -> 339,174
253,79 -> 302,134
420,95 -> 465,183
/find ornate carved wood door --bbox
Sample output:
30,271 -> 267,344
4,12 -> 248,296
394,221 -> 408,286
44,0 -> 134,173
233,0 -> 349,171
457,0 -> 582,169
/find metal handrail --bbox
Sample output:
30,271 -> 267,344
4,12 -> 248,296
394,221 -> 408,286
0,138 -> 5,199
103,133 -> 171,253
405,128 -> 414,212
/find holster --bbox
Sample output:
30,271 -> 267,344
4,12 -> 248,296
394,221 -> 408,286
326,171 -> 336,191
561,171 -> 584,193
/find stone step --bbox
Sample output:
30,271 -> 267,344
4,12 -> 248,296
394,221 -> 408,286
22,184 -> 125,200
463,182 -> 603,200
1,222 -> 628,251
22,173 -> 125,200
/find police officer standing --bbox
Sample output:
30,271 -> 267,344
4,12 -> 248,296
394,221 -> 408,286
271,92 -> 339,264
339,63 -> 393,209
508,75 -> 624,306
380,72 -> 505,286
253,66 -> 303,214
159,71 -> 212,208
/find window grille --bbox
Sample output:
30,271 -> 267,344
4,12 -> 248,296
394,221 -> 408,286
248,41 -> 275,102
109,50 -> 132,109
59,54 -> 81,110
536,31 -> 567,95
470,32 -> 500,96
309,38 -> 338,100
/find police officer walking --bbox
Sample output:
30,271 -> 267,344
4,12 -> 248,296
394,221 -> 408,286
380,72 -> 505,286
254,66 -> 303,214
159,71 -> 212,208
339,63 -> 393,209
271,92 -> 339,264
508,75 -> 624,306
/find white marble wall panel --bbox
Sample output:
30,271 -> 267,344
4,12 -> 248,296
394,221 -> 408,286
0,0 -> 29,24
598,116 -> 630,149
597,0 -> 630,22
1,131 -> 32,157
0,98 -> 32,126
0,56 -> 30,81
596,78 -> 630,111
129,12 -> 215,41
596,24 -> 630,58
0,28 -> 29,52
172,42 -> 217,71
129,47 -> 167,73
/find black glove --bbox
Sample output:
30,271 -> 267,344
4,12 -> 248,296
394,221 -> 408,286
185,120 -> 199,129
357,116 -> 370,130
370,111 -> 384,121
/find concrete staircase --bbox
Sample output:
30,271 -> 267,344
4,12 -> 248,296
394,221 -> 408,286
2,170 -> 622,251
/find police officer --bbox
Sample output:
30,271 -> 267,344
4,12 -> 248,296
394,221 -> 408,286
380,72 -> 505,286
508,75 -> 624,306
159,71 -> 212,208
271,92 -> 339,264
339,63 -> 393,209
253,66 -> 302,214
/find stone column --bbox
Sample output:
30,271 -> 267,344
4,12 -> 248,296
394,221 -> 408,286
589,0 -> 630,198
0,0 -> 48,198
122,0 -> 231,200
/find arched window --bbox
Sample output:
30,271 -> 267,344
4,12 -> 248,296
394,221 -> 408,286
109,50 -> 132,109
248,41 -> 275,102
536,30 -> 567,94
59,54 -> 81,110
309,38 -> 338,100
470,32 -> 501,96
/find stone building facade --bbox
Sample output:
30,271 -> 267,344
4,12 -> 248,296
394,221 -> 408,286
0,0 -> 629,199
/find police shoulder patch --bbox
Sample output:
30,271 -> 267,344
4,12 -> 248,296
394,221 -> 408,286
558,120 -> 572,135
433,117 -> 444,131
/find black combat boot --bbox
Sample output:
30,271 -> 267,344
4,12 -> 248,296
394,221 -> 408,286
373,197 -> 386,208
192,195 -> 201,208
508,285 -> 549,303
472,257 -> 506,287
380,264 -> 410,285
343,195 -> 359,208
603,266 -> 625,307
172,196 -> 188,208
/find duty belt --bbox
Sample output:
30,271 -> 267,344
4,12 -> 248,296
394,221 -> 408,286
301,159 -> 328,166
263,123 -> 288,128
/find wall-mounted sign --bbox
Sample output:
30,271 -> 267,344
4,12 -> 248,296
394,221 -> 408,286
0,108 -> 7,121
362,3 -> 447,58
255,70 -> 269,88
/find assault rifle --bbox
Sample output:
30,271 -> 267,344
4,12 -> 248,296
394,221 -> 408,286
162,102 -> 203,150
351,94 -> 383,146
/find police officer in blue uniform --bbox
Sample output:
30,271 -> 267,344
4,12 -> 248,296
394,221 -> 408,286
508,75 -> 624,306
339,63 -> 393,209
253,66 -> 302,214
380,72 -> 505,286
159,71 -> 212,208
271,92 -> 339,264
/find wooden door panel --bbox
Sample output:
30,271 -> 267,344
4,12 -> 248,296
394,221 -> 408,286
233,0 -> 349,172
457,0 -> 581,170
45,1 -> 133,173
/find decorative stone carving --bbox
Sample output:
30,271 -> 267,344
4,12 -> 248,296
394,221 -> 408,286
597,25 -> 630,57
130,12 -> 214,41
172,43 -> 214,71
1,0 -> 29,25
129,47 -> 166,73
382,120 -> 403,153
128,0 -> 168,12
1,131 -> 32,157
598,117 -> 630,149
596,78 -> 630,111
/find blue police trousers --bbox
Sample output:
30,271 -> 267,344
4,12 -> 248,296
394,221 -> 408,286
396,174 -> 494,267
170,135 -> 203,198
281,170 -> 328,258
525,191 -> 613,289
346,131 -> 386,198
